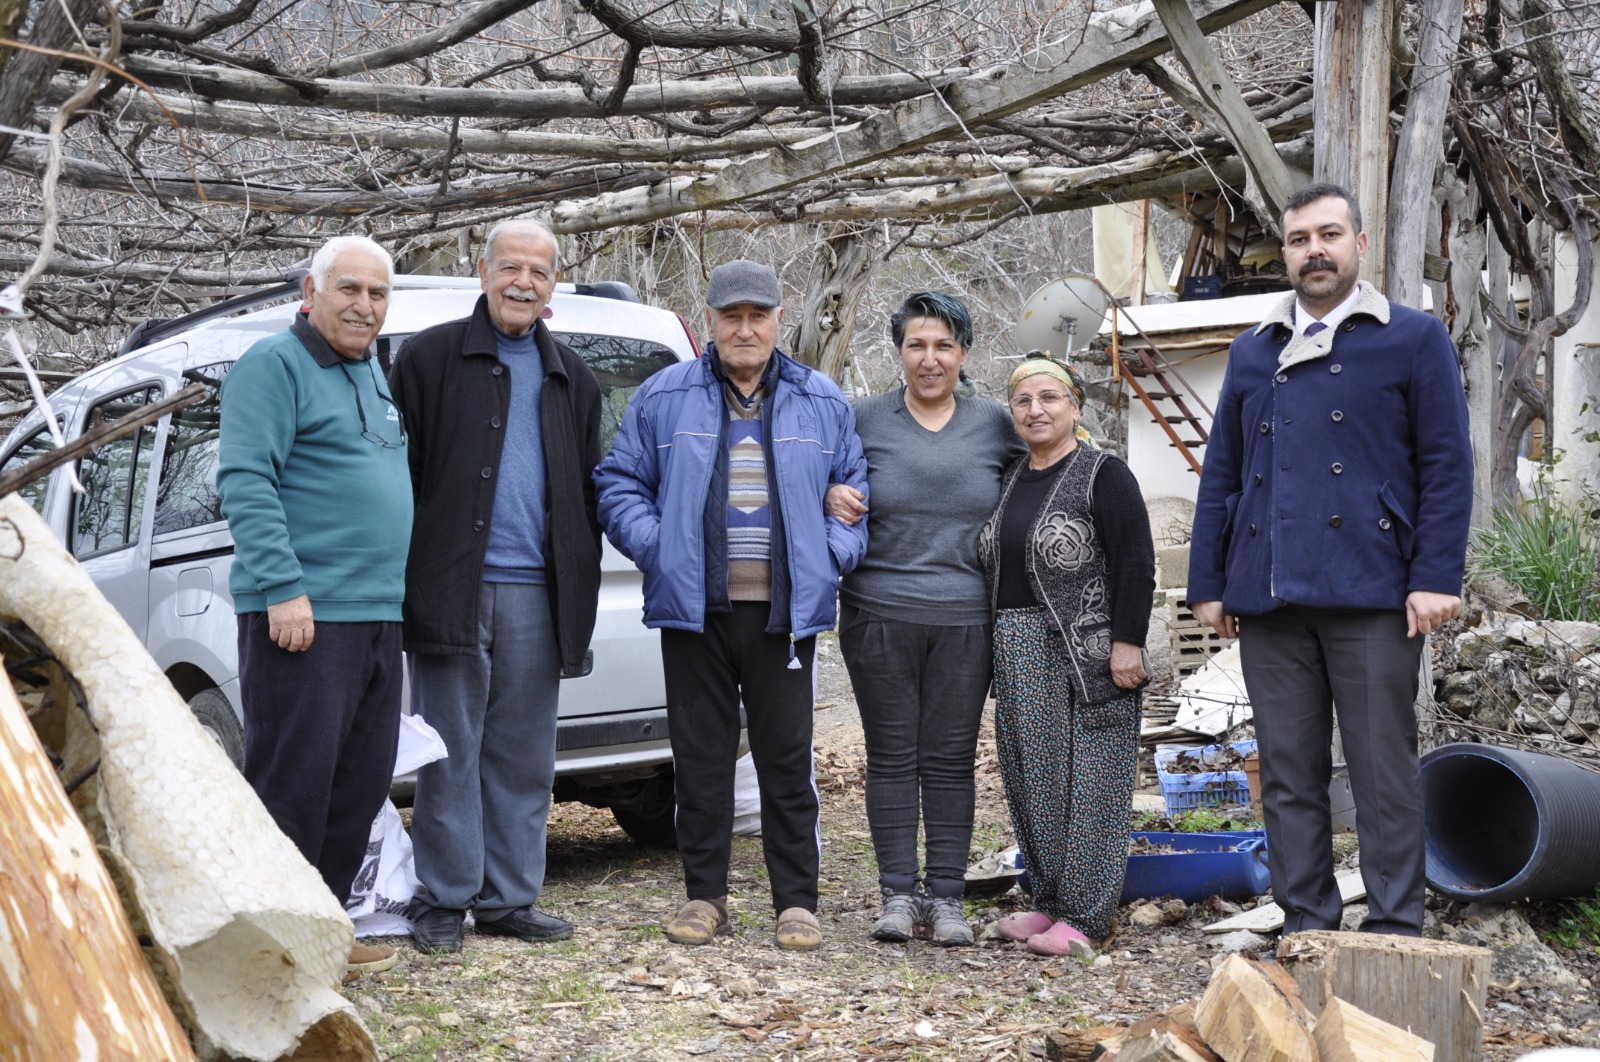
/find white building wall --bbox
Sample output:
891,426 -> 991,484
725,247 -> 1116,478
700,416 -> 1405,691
1547,237 -> 1600,504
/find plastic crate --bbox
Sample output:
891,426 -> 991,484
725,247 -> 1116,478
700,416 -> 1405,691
1154,740 -> 1257,815
1121,831 -> 1270,904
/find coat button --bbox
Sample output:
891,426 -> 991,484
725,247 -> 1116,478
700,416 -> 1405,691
1249,524 -> 1257,536
1342,321 -> 1356,332
491,416 -> 502,428
1276,373 -> 1288,384
1331,410 -> 1344,422
1259,422 -> 1270,434
1330,364 -> 1343,374
1379,518 -> 1392,530
473,519 -> 485,531
1331,462 -> 1344,474
492,365 -> 504,376
481,466 -> 492,478
1329,515 -> 1343,527
1253,473 -> 1262,486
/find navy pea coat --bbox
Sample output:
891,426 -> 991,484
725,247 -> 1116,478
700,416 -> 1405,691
1187,283 -> 1473,617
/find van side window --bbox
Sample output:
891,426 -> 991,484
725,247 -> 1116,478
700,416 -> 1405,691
559,334 -> 679,453
154,363 -> 230,535
0,423 -> 60,514
72,386 -> 162,557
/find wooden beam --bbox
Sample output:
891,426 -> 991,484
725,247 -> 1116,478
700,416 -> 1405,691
0,682 -> 197,1060
1386,0 -> 1465,308
118,55 -> 967,121
1314,0 -> 1396,288
545,0 -> 1278,230
1151,0 -> 1298,235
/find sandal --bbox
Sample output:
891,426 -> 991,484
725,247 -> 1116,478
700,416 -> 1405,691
663,898 -> 731,945
995,911 -> 1055,941
1026,921 -> 1095,958
775,907 -> 823,951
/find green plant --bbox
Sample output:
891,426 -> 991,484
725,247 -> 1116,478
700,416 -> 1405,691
1132,806 -> 1257,833
1468,480 -> 1600,621
1540,889 -> 1600,952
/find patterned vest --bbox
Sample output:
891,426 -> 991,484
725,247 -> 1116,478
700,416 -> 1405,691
979,446 -> 1119,704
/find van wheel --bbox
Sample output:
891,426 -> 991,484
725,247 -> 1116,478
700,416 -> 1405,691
611,766 -> 677,849
190,688 -> 245,770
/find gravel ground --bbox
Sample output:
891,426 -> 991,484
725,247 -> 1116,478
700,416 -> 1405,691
343,635 -> 1600,1060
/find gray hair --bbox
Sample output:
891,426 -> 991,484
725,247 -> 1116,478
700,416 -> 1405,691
309,235 -> 394,292
484,220 -> 561,272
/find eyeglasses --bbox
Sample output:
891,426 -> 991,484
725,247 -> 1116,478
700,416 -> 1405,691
340,361 -> 406,448
1008,391 -> 1073,412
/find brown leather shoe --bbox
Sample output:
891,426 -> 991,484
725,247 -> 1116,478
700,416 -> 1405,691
663,898 -> 731,945
775,907 -> 823,951
345,940 -> 399,982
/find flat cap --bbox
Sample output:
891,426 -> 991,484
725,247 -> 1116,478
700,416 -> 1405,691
706,259 -> 782,309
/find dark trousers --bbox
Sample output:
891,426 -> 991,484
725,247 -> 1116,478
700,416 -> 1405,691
238,613 -> 404,906
839,603 -> 991,898
1238,606 -> 1426,936
661,602 -> 820,914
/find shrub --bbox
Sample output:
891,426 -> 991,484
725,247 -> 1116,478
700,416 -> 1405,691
1468,483 -> 1600,622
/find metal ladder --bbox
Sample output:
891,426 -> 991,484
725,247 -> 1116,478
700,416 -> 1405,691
1111,311 -> 1213,477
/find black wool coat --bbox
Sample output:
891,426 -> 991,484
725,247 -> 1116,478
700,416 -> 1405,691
389,295 -> 603,671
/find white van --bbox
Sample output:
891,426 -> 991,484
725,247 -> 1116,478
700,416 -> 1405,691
0,274 -> 705,846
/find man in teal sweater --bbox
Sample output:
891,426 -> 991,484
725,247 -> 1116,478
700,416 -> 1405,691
218,234 -> 413,979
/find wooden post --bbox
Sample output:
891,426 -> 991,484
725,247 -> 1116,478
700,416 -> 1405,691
0,680 -> 196,1060
1314,0 -> 1395,288
1277,930 -> 1492,1062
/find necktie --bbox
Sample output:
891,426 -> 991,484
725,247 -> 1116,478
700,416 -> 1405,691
1304,321 -> 1328,337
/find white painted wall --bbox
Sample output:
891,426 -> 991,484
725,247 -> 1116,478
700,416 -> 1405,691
1546,237 -> 1600,504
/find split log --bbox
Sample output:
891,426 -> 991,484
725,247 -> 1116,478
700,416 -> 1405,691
1094,1002 -> 1218,1062
1277,931 -> 1491,1062
1194,954 -> 1319,1062
1314,996 -> 1435,1062
0,496 -> 375,1062
1044,1026 -> 1121,1061
0,680 -> 196,1060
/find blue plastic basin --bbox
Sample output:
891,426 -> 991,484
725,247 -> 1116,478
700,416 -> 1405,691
1119,830 -> 1271,904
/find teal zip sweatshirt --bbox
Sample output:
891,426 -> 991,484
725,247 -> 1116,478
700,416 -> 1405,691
218,315 -> 413,621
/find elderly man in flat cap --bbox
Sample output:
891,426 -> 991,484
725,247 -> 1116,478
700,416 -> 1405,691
595,260 -> 868,951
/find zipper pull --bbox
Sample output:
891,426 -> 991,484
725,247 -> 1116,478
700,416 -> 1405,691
786,634 -> 801,670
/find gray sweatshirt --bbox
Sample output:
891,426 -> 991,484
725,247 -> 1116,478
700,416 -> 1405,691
840,388 -> 1025,625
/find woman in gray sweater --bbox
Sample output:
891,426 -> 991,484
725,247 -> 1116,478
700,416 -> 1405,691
827,292 -> 1024,946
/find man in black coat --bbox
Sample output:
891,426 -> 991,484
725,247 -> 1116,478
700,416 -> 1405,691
389,220 -> 603,952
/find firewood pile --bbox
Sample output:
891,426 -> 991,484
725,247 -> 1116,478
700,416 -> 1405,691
1046,931 -> 1493,1062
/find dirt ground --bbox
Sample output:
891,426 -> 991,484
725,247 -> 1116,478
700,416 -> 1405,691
343,634 -> 1600,1060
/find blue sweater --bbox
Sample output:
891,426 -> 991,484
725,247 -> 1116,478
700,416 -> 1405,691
218,317 -> 413,621
482,325 -> 548,582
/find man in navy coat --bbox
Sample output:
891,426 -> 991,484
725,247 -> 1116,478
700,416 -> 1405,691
1188,182 -> 1472,936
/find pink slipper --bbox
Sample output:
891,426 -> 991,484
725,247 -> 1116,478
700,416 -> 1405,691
995,912 -> 1055,942
1027,921 -> 1095,958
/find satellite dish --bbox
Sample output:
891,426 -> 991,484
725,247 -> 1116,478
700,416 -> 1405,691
1016,275 -> 1112,359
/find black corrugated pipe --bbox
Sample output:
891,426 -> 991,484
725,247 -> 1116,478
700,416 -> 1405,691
1421,742 -> 1600,902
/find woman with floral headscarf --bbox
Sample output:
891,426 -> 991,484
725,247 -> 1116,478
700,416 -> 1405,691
976,356 -> 1155,957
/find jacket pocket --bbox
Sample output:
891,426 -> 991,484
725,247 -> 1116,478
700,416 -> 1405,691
1377,482 -> 1416,560
1219,490 -> 1243,566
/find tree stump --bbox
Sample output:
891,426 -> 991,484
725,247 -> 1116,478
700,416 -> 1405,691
0,680 -> 195,1060
1277,931 -> 1491,1062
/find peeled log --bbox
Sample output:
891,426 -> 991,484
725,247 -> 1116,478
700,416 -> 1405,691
1314,996 -> 1435,1062
1277,931 -> 1490,1062
0,496 -> 373,1062
1194,954 -> 1319,1062
0,681 -> 196,1060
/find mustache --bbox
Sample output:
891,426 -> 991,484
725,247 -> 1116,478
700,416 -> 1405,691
1300,257 -> 1337,275
340,313 -> 377,326
504,286 -> 539,301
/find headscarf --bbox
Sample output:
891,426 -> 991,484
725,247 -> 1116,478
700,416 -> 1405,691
1006,352 -> 1099,450
1006,354 -> 1085,407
